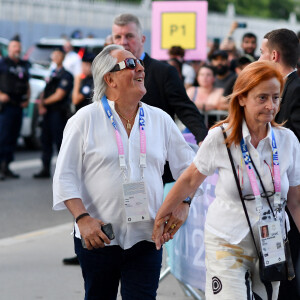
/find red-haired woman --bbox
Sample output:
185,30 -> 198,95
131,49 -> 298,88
153,61 -> 300,299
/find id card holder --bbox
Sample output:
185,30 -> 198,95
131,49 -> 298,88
258,220 -> 286,266
122,181 -> 150,223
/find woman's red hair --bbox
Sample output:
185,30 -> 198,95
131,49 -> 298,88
212,61 -> 284,147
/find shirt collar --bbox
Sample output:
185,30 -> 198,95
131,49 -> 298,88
284,68 -> 297,79
140,52 -> 146,60
242,119 -> 272,147
106,97 -> 143,111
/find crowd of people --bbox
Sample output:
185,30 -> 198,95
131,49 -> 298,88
0,12 -> 300,300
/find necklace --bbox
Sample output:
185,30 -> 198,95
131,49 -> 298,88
115,108 -> 137,129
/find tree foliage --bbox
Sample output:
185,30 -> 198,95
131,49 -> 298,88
111,0 -> 298,20
207,0 -> 295,19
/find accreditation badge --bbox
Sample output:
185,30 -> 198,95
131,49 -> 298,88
258,220 -> 286,266
122,181 -> 150,223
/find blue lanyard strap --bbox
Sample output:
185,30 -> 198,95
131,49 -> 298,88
101,95 -> 147,179
240,127 -> 281,213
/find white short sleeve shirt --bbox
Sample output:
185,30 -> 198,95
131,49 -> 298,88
53,101 -> 195,249
63,51 -> 82,76
193,121 -> 300,244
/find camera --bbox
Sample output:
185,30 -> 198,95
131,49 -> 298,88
237,22 -> 247,28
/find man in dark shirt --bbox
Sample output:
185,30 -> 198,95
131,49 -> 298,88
259,28 -> 300,300
33,48 -> 73,178
209,50 -> 237,97
111,13 -> 207,146
0,35 -> 30,180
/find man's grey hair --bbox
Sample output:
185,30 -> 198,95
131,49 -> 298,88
113,13 -> 143,36
92,44 -> 124,101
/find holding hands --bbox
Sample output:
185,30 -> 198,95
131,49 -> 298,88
152,202 -> 190,250
152,163 -> 207,250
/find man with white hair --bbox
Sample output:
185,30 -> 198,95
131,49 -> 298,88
112,14 -> 207,150
53,44 -> 195,299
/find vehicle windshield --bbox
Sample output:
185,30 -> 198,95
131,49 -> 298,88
24,39 -> 104,68
25,45 -> 55,67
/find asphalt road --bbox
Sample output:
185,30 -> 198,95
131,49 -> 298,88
0,149 -> 71,239
0,149 -> 205,300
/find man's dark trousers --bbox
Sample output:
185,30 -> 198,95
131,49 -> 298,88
41,110 -> 67,169
75,237 -> 163,300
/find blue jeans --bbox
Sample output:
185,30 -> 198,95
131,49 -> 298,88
74,237 -> 163,300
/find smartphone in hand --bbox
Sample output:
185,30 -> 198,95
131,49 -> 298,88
101,223 -> 115,240
81,223 -> 115,249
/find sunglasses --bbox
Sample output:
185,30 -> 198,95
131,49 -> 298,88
110,58 -> 144,72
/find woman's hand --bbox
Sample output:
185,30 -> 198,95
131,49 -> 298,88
163,202 -> 190,238
152,203 -> 190,249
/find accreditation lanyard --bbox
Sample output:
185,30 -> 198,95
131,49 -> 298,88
240,128 -> 281,214
101,95 -> 147,181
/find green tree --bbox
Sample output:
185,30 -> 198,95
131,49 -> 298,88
110,0 -> 297,19
206,0 -> 295,19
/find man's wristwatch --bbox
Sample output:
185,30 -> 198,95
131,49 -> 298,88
183,196 -> 192,207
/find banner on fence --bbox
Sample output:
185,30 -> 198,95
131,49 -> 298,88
164,171 -> 218,291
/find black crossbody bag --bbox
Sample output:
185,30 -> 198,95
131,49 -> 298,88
220,126 -> 294,289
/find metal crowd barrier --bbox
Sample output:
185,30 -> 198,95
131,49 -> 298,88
199,110 -> 228,128
159,265 -> 205,299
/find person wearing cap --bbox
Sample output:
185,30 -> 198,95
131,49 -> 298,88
72,52 -> 95,112
209,49 -> 237,98
33,48 -> 73,179
0,35 -> 31,180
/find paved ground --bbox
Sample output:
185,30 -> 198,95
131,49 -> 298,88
0,223 -> 205,300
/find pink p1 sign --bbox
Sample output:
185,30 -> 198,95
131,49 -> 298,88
151,1 -> 208,61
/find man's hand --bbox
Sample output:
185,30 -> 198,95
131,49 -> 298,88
152,215 -> 171,250
77,216 -> 112,250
